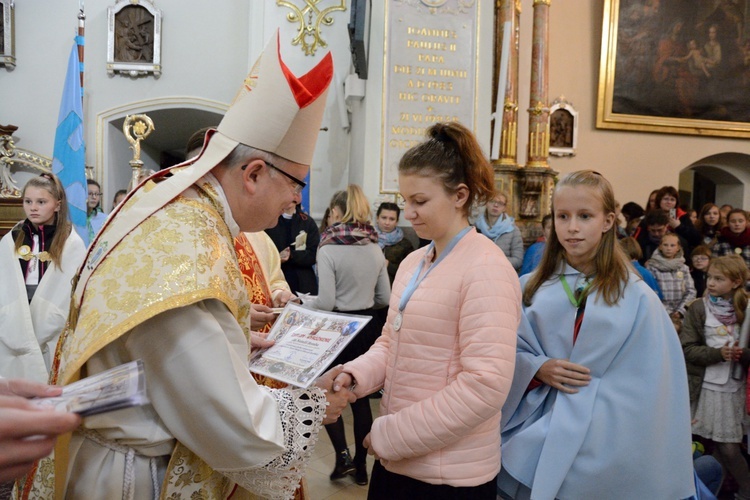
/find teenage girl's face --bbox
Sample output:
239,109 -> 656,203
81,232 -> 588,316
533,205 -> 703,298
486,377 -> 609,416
692,254 -> 710,271
703,206 -> 720,226
728,213 -> 748,234
486,196 -> 507,218
23,186 -> 60,227
87,184 -> 101,210
553,185 -> 615,273
706,267 -> 742,299
377,209 -> 399,234
399,173 -> 467,245
659,194 -> 677,211
659,236 -> 680,259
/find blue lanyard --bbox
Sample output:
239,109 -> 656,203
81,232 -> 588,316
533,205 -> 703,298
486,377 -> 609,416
398,226 -> 472,313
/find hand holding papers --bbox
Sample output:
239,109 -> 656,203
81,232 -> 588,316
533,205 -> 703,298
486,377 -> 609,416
248,303 -> 371,388
30,360 -> 149,416
0,379 -> 81,482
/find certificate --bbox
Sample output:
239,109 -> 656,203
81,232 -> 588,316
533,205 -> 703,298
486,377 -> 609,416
248,303 -> 371,388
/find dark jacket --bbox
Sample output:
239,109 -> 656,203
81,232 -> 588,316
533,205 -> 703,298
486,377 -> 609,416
265,211 -> 320,295
383,237 -> 414,285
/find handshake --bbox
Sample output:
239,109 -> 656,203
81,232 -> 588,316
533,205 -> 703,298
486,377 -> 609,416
313,365 -> 357,424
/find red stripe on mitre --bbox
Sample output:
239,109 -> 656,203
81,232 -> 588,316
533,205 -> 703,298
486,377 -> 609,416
277,41 -> 333,108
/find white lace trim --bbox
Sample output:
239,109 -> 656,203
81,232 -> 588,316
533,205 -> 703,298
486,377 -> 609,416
215,386 -> 327,500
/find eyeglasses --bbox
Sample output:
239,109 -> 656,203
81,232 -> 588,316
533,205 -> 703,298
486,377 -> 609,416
242,160 -> 306,195
88,192 -> 101,198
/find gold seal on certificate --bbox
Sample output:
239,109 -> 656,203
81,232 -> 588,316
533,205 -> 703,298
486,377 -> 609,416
393,312 -> 403,331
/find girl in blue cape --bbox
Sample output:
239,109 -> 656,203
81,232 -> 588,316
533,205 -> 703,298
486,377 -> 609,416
498,171 -> 695,499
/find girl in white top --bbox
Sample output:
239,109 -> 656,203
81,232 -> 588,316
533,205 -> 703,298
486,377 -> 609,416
0,173 -> 85,381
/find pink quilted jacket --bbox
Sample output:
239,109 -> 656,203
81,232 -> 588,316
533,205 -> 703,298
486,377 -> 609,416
344,229 -> 521,486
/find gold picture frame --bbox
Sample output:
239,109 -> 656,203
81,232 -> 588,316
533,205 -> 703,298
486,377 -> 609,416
597,0 -> 750,139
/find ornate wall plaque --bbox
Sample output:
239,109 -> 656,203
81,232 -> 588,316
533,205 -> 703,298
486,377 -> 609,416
381,0 -> 480,193
107,0 -> 162,78
0,0 -> 15,69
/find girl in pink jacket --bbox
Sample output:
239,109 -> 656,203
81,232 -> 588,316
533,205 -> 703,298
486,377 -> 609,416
333,122 -> 521,499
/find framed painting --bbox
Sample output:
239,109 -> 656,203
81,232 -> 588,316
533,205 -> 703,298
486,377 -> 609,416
107,0 -> 162,78
597,0 -> 750,139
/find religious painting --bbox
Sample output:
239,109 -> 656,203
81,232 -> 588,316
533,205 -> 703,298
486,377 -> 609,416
597,0 -> 750,139
107,0 -> 162,78
0,0 -> 15,69
549,97 -> 578,156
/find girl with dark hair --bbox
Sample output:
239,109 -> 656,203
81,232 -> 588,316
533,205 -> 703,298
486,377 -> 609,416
696,203 -> 722,247
375,201 -> 414,284
112,189 -> 127,211
333,122 -> 521,499
498,171 -> 693,499
654,185 -> 701,253
86,179 -> 107,246
0,173 -> 86,381
713,209 -> 750,285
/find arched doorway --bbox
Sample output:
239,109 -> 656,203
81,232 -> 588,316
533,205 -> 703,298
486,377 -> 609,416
680,152 -> 750,211
94,97 -> 227,209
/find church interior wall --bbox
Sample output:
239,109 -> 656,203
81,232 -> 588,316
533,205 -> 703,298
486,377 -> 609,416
2,0 -> 748,224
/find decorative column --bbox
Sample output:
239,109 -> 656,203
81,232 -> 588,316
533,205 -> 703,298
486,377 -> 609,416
491,0 -> 522,219
526,0 -> 550,169
492,0 -> 521,169
515,0 -> 556,244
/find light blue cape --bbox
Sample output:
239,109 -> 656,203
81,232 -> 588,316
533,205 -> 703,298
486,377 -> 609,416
500,264 -> 695,500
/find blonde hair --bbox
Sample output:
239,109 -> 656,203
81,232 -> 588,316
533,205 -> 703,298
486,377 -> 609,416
523,170 -> 629,307
330,184 -> 371,225
15,173 -> 72,269
619,236 -> 642,261
708,255 -> 749,325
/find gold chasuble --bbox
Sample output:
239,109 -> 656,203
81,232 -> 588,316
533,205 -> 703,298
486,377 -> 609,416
20,178 -> 255,499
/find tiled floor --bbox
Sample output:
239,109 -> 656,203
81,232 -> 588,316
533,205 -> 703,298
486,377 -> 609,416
305,398 -> 380,499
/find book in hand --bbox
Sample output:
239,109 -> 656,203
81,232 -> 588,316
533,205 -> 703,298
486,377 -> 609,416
248,302 -> 371,388
31,360 -> 149,417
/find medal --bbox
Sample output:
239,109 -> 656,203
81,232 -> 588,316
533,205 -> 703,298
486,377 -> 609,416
395,226 -> 473,335
717,325 -> 728,336
393,312 -> 403,331
17,246 -> 50,262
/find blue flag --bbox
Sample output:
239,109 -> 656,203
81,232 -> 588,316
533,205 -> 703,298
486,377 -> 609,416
52,41 -> 88,245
